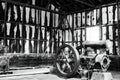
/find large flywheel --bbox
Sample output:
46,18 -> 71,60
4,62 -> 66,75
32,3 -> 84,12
55,44 -> 80,77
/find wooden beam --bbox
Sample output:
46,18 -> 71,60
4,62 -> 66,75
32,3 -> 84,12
106,7 -> 109,39
1,0 -> 63,14
117,0 -> 120,55
45,0 -> 52,9
75,0 -> 95,8
113,5 -> 117,55
52,1 -> 70,11
98,0 -> 102,3
87,0 -> 96,5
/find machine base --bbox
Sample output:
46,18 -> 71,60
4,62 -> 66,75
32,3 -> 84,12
91,72 -> 113,80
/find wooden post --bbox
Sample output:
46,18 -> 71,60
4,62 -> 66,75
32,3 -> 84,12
39,10 -> 43,53
72,14 -> 74,46
85,11 -> 87,41
113,5 -> 117,55
117,2 -> 120,55
80,13 -> 82,45
3,1 -> 8,52
4,1 -> 7,40
106,6 -> 109,39
96,7 -> 103,40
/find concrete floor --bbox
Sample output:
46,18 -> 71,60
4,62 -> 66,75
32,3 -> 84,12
0,73 -> 84,80
0,68 -> 119,80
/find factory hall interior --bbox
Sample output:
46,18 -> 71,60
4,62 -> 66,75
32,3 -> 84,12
0,0 -> 120,80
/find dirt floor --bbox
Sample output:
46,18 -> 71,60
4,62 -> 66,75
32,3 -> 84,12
0,68 -> 119,80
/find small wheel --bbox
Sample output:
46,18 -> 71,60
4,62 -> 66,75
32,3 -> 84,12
55,44 -> 80,77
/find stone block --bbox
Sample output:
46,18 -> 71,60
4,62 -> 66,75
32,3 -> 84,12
91,72 -> 113,80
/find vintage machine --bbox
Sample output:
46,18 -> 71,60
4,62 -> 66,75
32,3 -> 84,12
55,40 -> 111,78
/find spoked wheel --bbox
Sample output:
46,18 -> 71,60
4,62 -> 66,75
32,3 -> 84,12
55,44 -> 80,77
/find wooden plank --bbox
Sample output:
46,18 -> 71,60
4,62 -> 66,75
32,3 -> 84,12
113,5 -> 117,55
106,6 -> 109,39
117,3 -> 120,55
0,68 -> 50,78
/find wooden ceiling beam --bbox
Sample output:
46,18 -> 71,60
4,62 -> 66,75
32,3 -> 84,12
87,0 -> 96,5
53,1 -> 71,11
98,0 -> 102,3
75,0 -> 95,8
45,0 -> 52,9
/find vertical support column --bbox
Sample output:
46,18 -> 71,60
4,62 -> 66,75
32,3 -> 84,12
106,6 -> 109,39
113,5 -> 117,55
82,12 -> 86,41
85,11 -> 87,41
3,1 -> 7,38
90,10 -> 93,26
39,10 -> 43,53
63,14 -> 66,45
80,13 -> 82,44
80,13 -> 82,45
4,1 -> 8,52
37,10 -> 40,54
96,7 -> 102,40
80,13 -> 83,53
72,14 -> 74,46
43,12 -> 46,52
117,2 -> 120,55
99,7 -> 102,40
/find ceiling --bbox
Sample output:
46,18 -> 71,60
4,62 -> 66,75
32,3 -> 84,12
11,0 -> 118,13
51,0 -> 117,13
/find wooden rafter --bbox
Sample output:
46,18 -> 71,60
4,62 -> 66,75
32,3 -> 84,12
53,1 -> 70,11
45,0 -> 52,9
98,0 -> 102,3
50,0 -> 118,12
58,0 -> 73,7
89,0 -> 99,5
53,0 -> 77,11
75,0 -> 95,8
40,0 -> 44,6
87,0 -> 96,5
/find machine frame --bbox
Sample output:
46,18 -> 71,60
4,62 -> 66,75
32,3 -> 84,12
55,40 -> 111,77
